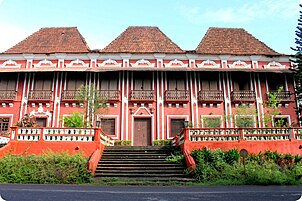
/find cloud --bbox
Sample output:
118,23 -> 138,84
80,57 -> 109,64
178,0 -> 300,24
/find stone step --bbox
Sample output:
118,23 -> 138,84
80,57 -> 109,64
101,154 -> 169,159
94,173 -> 186,178
106,146 -> 172,151
97,166 -> 184,171
97,163 -> 183,167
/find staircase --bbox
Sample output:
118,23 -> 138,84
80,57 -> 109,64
95,146 -> 191,183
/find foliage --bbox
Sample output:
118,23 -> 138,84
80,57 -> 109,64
166,149 -> 184,164
15,114 -> 39,127
203,117 -> 221,128
291,4 -> 302,125
114,140 -> 132,146
0,152 -> 92,184
76,84 -> 108,127
190,148 -> 302,185
63,113 -> 85,128
153,140 -> 171,146
234,105 -> 256,128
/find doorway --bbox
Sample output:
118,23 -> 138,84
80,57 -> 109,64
133,118 -> 151,146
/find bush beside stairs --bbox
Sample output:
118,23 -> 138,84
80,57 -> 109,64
94,146 -> 192,184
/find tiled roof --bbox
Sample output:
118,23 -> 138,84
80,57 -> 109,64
195,27 -> 280,56
101,26 -> 184,53
4,27 -> 90,54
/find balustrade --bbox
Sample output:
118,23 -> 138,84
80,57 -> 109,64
165,90 -> 189,102
61,90 -> 79,100
96,90 -> 120,100
266,90 -> 291,101
130,90 -> 154,101
231,90 -> 256,102
28,90 -> 53,100
198,90 -> 223,102
0,90 -> 17,100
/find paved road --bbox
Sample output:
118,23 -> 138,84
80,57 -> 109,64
0,184 -> 301,201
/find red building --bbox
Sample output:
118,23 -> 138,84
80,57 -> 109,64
0,26 -> 296,146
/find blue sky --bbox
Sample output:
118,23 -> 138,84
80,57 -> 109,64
0,0 -> 300,54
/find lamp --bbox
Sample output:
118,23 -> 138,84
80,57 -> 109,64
184,120 -> 189,128
96,120 -> 101,128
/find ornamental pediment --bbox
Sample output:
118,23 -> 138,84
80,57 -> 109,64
98,59 -> 122,67
228,60 -> 251,68
66,59 -> 89,68
164,59 -> 188,67
0,59 -> 21,68
263,61 -> 286,69
34,59 -> 56,68
197,60 -> 220,68
131,59 -> 154,67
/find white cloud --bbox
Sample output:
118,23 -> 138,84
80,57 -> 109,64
0,22 -> 32,52
178,0 -> 300,24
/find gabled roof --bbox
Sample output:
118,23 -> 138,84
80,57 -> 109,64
4,27 -> 90,54
101,26 -> 184,53
195,27 -> 280,56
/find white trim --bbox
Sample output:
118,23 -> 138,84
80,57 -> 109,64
200,115 -> 223,128
166,115 -> 189,139
66,59 -> 89,68
234,115 -> 256,128
131,59 -> 155,67
0,59 -> 21,68
263,61 -> 286,69
0,114 -> 14,128
30,106 -> 52,127
164,59 -> 188,67
96,114 -> 119,139
197,59 -> 220,68
97,59 -> 122,67
228,60 -> 251,68
34,59 -> 56,68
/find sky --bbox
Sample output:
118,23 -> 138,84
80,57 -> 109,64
0,0 -> 301,54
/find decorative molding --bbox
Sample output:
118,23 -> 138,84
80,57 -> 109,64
263,61 -> 286,69
34,59 -> 56,68
197,59 -> 220,68
66,59 -> 89,68
0,59 -> 21,68
97,59 -> 122,67
131,59 -> 155,67
164,59 -> 188,67
228,60 -> 251,68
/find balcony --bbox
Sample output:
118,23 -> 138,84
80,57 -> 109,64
28,90 -> 52,101
130,90 -> 154,101
165,90 -> 189,102
96,90 -> 120,101
266,90 -> 291,102
61,90 -> 79,101
198,90 -> 223,102
0,90 -> 17,101
231,90 -> 256,102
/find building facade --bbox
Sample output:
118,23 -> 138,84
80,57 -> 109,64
0,26 -> 296,146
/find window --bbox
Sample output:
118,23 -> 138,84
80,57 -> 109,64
170,119 -> 185,137
0,118 -> 10,133
36,118 -> 47,127
235,116 -> 254,128
274,117 -> 289,127
202,117 -> 221,128
100,118 -> 115,135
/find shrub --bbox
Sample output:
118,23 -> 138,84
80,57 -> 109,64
153,140 -> 171,146
63,113 -> 85,128
166,150 -> 184,164
0,153 -> 92,184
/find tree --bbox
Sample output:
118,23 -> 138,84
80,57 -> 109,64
75,84 -> 108,127
291,4 -> 302,126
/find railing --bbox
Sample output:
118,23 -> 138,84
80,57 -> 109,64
165,90 -> 189,101
11,127 -> 114,146
96,90 -> 120,101
231,90 -> 256,102
61,90 -> 79,100
198,90 -> 223,102
130,90 -> 154,101
28,90 -> 53,100
266,91 -> 291,101
0,90 -> 17,100
0,136 -> 9,144
172,127 -> 302,144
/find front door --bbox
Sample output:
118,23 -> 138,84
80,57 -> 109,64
133,118 -> 151,146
